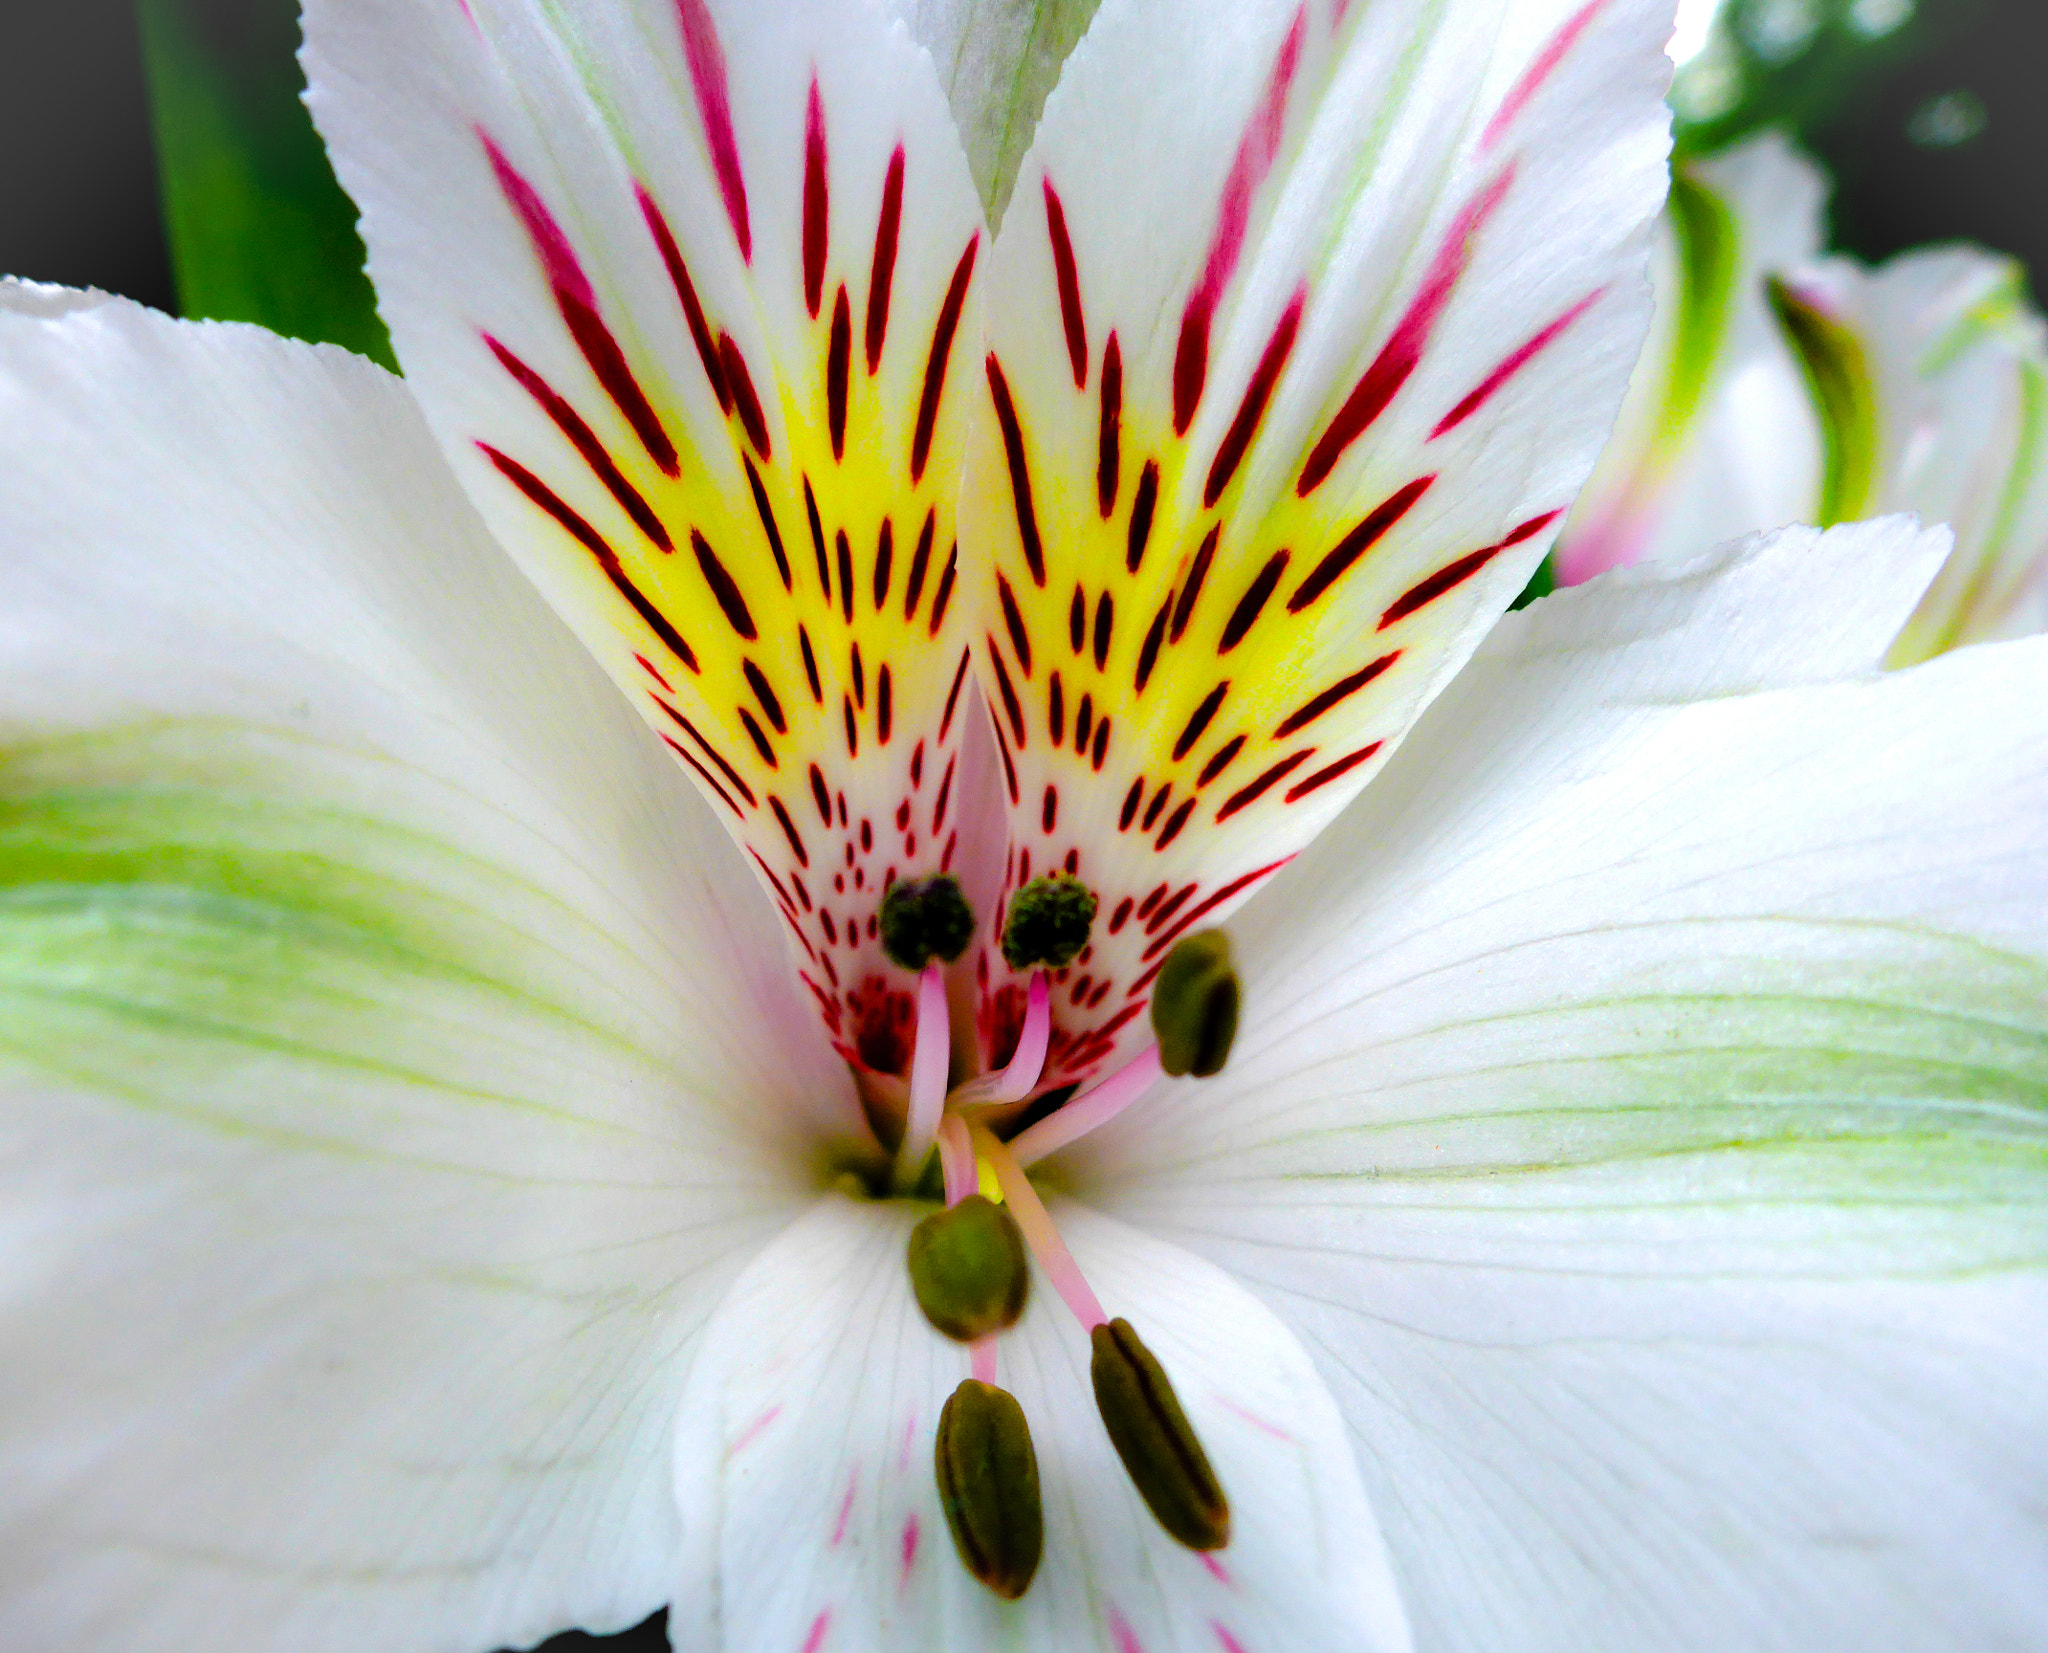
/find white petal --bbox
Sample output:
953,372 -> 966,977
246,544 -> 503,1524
877,0 -> 1104,220
956,0 -> 1676,1082
305,0 -> 996,1066
0,296 -> 850,1653
671,1195 -> 1408,1652
1077,521 -> 2048,1650
1560,131 -> 1828,580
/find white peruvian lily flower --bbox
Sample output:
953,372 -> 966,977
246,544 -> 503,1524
1,4 -> 2045,1653
1559,130 -> 2048,660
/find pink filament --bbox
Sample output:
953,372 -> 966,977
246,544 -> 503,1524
895,963 -> 952,1180
977,1127 -> 1106,1331
1008,1045 -> 1164,1167
971,1337 -> 998,1384
936,1112 -> 976,1205
955,972 -> 1051,1108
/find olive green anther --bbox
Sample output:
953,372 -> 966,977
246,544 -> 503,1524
1090,1318 -> 1231,1551
934,1378 -> 1044,1601
1149,929 -> 1240,1078
1001,874 -> 1098,970
907,1195 -> 1030,1341
879,873 -> 977,971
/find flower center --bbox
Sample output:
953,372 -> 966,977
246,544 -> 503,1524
856,871 -> 1243,1598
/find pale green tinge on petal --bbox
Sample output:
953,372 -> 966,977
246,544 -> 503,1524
878,0 -> 1103,222
1655,170 -> 1740,449
1080,522 -> 2048,1651
0,295 -> 845,1653
1765,273 -> 1879,525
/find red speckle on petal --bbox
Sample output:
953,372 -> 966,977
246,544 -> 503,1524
1483,0 -> 1610,150
1432,289 -> 1604,438
673,0 -> 752,259
802,78 -> 829,316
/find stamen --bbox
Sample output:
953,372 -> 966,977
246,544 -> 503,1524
975,1126 -> 1106,1331
895,962 -> 952,1179
936,1117 -> 1001,1387
951,971 -> 1051,1108
1008,1045 -> 1163,1167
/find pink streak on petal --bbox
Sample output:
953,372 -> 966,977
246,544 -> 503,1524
1173,5 -> 1308,431
479,133 -> 596,308
1431,288 -> 1605,438
1482,0 -> 1609,150
1201,1553 -> 1234,1586
673,0 -> 753,260
1213,1623 -> 1250,1653
1298,166 -> 1516,494
1110,1610 -> 1146,1653
899,1514 -> 921,1590
1219,1397 -> 1296,1442
897,1414 -> 918,1474
1008,1046 -> 1163,1167
800,1609 -> 832,1653
897,963 -> 952,1173
830,1473 -> 858,1546
727,1404 -> 782,1459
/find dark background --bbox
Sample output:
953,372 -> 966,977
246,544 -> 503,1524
0,0 -> 2039,1648
3,0 -> 2043,313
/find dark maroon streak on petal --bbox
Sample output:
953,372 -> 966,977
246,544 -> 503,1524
1172,5 -> 1307,433
1196,734 -> 1246,788
484,337 -> 670,550
692,529 -> 757,639
1126,461 -> 1159,573
1284,742 -> 1382,801
743,455 -> 792,590
877,665 -> 893,744
851,641 -> 866,709
720,334 -> 774,459
674,0 -> 752,259
804,477 -> 830,597
1093,592 -> 1115,670
1214,749 -> 1313,821
1273,649 -> 1399,737
743,659 -> 787,732
1142,785 -> 1172,832
872,517 -> 893,610
843,696 -> 860,757
1043,785 -> 1059,833
1287,475 -> 1435,613
1140,856 -> 1293,960
904,510 -> 936,620
1171,682 -> 1230,761
986,355 -> 1046,587
1147,884 -> 1197,932
866,147 -> 906,372
1068,587 -> 1085,655
480,135 -> 592,302
1297,168 -> 1516,496
1042,179 -> 1089,388
803,78 -> 829,317
637,187 -> 731,411
836,530 -> 856,623
1091,719 -> 1109,771
986,636 -> 1027,746
912,237 -> 979,484
933,753 -> 957,831
1154,798 -> 1197,850
1204,289 -> 1304,507
739,707 -> 778,766
811,762 -> 833,825
1170,526 -> 1221,642
929,545 -> 958,635
1097,333 -> 1123,516
1483,0 -> 1609,149
479,444 -> 698,671
1119,780 -> 1143,831
1432,290 -> 1603,438
770,795 -> 810,864
658,703 -> 757,805
828,285 -> 852,459
799,625 -> 823,703
1218,549 -> 1290,654
661,733 -> 742,816
1075,692 -> 1093,752
1379,509 -> 1561,629
1135,599 -> 1170,693
1048,673 -> 1066,744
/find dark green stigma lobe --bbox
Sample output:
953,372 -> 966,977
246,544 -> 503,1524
880,872 -> 977,969
1001,873 -> 1098,970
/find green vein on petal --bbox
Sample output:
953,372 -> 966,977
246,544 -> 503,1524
1767,273 -> 1881,526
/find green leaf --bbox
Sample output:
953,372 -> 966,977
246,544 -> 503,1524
139,0 -> 393,367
